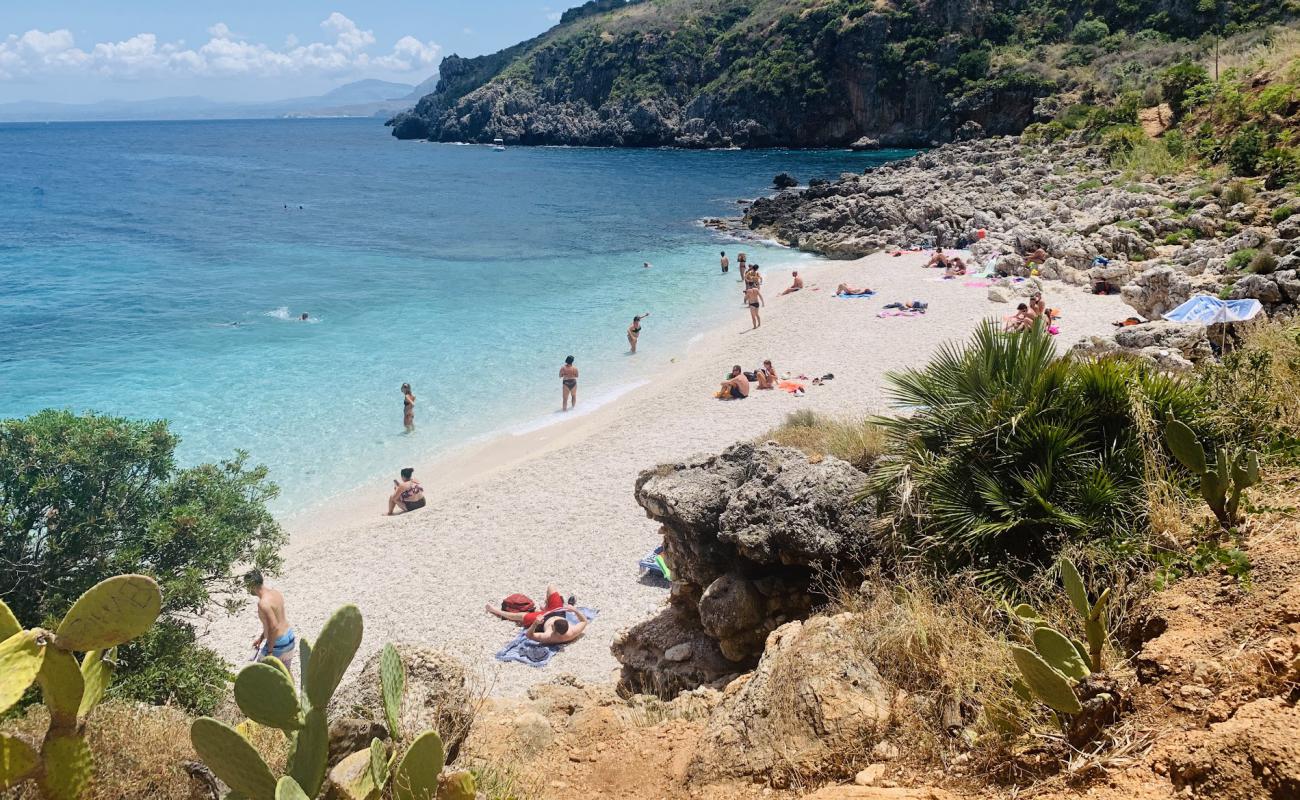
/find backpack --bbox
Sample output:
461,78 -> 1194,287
501,594 -> 536,614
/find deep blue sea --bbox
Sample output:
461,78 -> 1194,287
0,118 -> 911,511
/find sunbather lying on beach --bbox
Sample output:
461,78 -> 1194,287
486,585 -> 589,645
883,300 -> 928,312
835,284 -> 873,296
780,271 -> 804,295
386,467 -> 425,515
718,365 -> 750,400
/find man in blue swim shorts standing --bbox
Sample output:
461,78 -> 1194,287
245,569 -> 296,678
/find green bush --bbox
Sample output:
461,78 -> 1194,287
866,321 -> 1207,590
1071,19 -> 1109,44
1261,147 -> 1300,189
1228,125 -> 1266,176
1248,251 -> 1279,274
1163,130 -> 1187,158
110,619 -> 233,715
1272,204 -> 1296,223
1227,248 -> 1258,271
0,410 -> 284,713
1077,177 -> 1104,191
1099,125 -> 1146,158
1160,60 -> 1210,117
1220,180 -> 1254,206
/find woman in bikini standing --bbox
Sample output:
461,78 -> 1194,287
627,312 -> 650,354
560,355 -> 579,411
401,383 -> 416,432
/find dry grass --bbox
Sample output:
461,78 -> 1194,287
761,410 -> 885,472
3,701 -> 201,800
829,570 -> 1022,765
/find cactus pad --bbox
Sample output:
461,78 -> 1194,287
437,770 -> 477,800
0,599 -> 19,641
303,605 -> 362,711
78,648 -> 115,718
335,748 -> 379,800
38,647 -> 86,729
1031,626 -> 1090,680
369,738 -> 389,789
1165,419 -> 1206,473
275,776 -> 311,800
56,574 -> 162,652
1010,603 -> 1042,623
0,734 -> 38,790
191,717 -> 277,800
0,631 -> 46,714
1010,645 -> 1082,715
234,662 -> 303,731
38,732 -> 93,800
287,707 -> 328,797
391,730 -> 446,800
380,643 -> 405,740
1058,558 -> 1090,620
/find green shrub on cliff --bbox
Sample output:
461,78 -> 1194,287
0,409 -> 284,713
865,321 -> 1208,591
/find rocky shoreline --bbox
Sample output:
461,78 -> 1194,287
743,135 -> 1300,367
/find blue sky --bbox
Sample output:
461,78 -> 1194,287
0,2 -> 569,103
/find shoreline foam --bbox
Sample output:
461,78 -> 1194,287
201,250 -> 1131,696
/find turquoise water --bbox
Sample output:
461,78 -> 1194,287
0,118 -> 912,511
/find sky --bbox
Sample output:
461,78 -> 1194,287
0,1 -> 571,104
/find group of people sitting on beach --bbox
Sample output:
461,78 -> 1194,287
925,250 -> 968,277
716,358 -> 780,400
1005,291 -> 1054,332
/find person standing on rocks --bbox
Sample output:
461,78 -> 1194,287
720,251 -> 729,273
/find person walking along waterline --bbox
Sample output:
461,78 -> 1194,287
627,312 -> 650,354
560,355 -> 579,411
744,285 -> 762,329
720,251 -> 729,274
245,570 -> 296,678
401,383 -> 416,432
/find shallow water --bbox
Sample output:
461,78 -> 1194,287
0,118 -> 913,511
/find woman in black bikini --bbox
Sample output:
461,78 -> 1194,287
386,467 -> 426,515
627,312 -> 650,354
401,383 -> 415,432
560,355 -> 579,412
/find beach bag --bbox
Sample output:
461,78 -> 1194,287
501,594 -> 536,614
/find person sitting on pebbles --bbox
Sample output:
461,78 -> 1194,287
944,257 -> 967,277
925,250 -> 949,269
718,365 -> 750,400
779,271 -> 804,295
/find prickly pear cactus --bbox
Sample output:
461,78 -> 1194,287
235,662 -> 304,730
391,730 -> 446,800
1031,626 -> 1090,680
303,605 -> 363,711
55,574 -> 162,652
437,770 -> 477,800
380,643 -> 405,740
0,630 -> 46,713
190,717 -> 278,800
76,649 -> 114,719
1010,645 -> 1082,715
0,734 -> 39,790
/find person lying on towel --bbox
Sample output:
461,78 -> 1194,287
486,585 -> 590,645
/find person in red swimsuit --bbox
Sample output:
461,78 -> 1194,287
486,585 -> 589,645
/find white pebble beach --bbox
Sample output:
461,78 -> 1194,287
199,249 -> 1129,695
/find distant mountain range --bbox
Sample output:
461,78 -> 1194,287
0,75 -> 439,123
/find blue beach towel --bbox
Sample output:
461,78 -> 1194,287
833,291 -> 876,298
638,546 -> 672,579
495,607 -> 600,668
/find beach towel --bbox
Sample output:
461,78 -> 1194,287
878,310 -> 924,318
962,280 -> 994,288
639,546 -> 672,580
833,291 -> 876,298
777,380 -> 806,394
495,607 -> 600,668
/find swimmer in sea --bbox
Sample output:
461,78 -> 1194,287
401,383 -> 416,432
627,312 -> 650,354
299,313 -> 309,321
560,355 -> 579,412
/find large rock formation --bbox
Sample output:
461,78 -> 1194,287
612,442 -> 874,696
330,644 -> 475,762
687,613 -> 892,784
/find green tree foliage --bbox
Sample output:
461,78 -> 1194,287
866,321 -> 1207,590
1070,19 -> 1110,44
1227,124 -> 1265,176
1160,60 -> 1209,118
0,410 -> 284,711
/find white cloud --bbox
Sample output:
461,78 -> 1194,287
0,13 -> 440,81
545,11 -> 563,22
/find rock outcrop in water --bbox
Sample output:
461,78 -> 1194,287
612,442 -> 874,696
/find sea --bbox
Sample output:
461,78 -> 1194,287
0,118 -> 913,513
